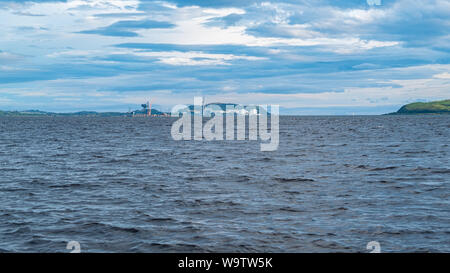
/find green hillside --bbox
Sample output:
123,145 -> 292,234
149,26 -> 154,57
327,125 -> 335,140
395,100 -> 450,114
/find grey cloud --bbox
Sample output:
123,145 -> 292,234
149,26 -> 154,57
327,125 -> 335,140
78,19 -> 176,37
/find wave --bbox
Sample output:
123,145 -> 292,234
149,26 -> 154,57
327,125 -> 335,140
274,177 -> 315,183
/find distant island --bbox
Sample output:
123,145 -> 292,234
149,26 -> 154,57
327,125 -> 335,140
0,108 -> 167,117
389,99 -> 450,115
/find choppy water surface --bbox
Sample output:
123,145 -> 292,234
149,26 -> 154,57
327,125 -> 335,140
0,116 -> 449,252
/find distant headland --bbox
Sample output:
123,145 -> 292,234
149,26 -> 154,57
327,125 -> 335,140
388,99 -> 450,115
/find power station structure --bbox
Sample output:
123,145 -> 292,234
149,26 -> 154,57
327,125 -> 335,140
132,100 -> 152,117
143,100 -> 152,116
131,99 -> 168,117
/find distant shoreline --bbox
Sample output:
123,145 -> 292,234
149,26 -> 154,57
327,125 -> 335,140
2,99 -> 449,116
0,109 -> 168,117
0,110 -> 133,117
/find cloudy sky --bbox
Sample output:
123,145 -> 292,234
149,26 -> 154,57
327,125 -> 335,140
0,0 -> 449,114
